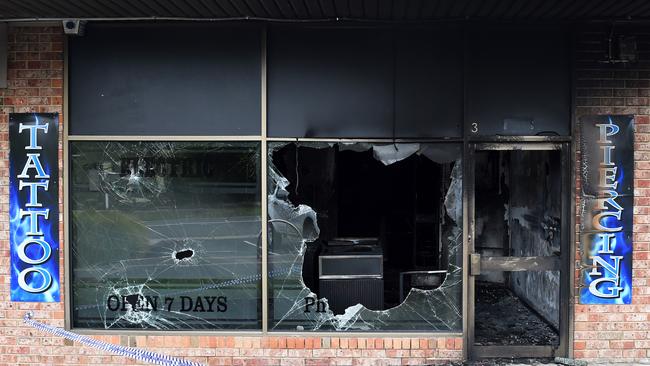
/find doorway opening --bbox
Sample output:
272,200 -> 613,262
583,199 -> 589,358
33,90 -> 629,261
470,146 -> 568,358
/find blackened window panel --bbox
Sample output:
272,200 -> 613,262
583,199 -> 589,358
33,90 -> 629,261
69,24 -> 261,136
70,141 -> 262,330
467,26 -> 571,136
394,26 -> 463,138
268,27 -> 394,138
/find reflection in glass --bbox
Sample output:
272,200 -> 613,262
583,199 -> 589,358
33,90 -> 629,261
268,142 -> 463,331
70,141 -> 261,330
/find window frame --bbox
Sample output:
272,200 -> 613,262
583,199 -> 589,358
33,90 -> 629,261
67,138 -> 265,331
64,136 -> 465,337
265,139 -> 465,332
62,23 -> 529,337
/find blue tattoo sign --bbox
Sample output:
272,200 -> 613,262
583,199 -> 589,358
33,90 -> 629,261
580,115 -> 634,304
10,113 -> 59,302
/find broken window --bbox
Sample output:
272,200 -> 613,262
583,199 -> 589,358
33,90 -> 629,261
474,150 -> 561,346
268,142 -> 462,331
70,141 -> 262,329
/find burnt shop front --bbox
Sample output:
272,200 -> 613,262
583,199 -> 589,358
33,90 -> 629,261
58,21 -> 578,359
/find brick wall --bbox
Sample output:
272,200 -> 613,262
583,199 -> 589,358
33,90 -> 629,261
0,25 -> 463,366
574,26 -> 650,363
0,24 -> 66,365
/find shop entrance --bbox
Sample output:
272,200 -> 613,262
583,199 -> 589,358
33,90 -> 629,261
467,142 -> 570,359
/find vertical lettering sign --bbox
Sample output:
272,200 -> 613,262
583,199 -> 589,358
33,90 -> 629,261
9,113 -> 59,302
580,115 -> 634,304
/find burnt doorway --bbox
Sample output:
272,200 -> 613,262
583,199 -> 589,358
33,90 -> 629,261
467,142 -> 570,359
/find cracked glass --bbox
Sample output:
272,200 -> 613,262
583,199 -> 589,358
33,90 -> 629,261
268,142 -> 462,331
70,141 -> 262,330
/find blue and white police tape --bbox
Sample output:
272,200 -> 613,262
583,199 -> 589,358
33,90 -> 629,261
23,312 -> 205,366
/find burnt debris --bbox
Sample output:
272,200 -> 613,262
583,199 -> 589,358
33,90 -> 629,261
267,142 -> 464,331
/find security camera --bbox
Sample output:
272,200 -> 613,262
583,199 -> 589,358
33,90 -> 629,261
62,20 -> 86,36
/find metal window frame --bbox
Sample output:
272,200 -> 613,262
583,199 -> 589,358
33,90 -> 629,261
62,25 -> 466,338
62,28 -> 269,335
60,23 -> 576,352
459,22 -> 576,359
464,141 -> 572,360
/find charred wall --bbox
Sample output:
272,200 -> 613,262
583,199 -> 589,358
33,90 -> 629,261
474,151 -> 509,284
509,151 -> 561,329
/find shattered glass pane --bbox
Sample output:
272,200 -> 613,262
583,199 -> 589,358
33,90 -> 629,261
474,277 -> 559,346
70,141 -> 262,330
268,142 -> 462,331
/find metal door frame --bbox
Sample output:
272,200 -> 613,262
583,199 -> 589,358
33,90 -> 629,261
465,141 -> 572,360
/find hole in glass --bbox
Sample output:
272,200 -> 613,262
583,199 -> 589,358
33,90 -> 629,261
268,142 -> 463,331
173,249 -> 194,261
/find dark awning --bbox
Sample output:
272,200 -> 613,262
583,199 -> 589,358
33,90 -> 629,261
2,0 -> 650,22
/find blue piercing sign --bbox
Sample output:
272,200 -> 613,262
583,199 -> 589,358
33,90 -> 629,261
580,115 -> 634,305
9,113 -> 59,302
